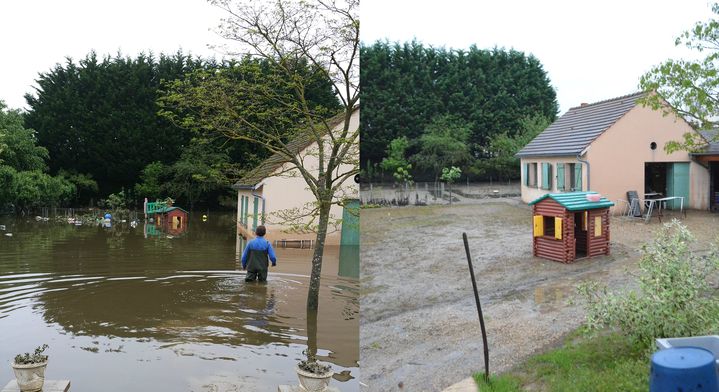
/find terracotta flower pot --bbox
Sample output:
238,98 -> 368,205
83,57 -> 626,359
296,365 -> 333,392
11,361 -> 47,392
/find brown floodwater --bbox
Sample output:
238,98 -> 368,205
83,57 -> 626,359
0,213 -> 358,391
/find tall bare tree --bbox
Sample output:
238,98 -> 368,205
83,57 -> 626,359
161,0 -> 359,311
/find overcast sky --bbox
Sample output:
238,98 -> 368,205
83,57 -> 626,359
0,0 -> 224,110
361,0 -> 716,115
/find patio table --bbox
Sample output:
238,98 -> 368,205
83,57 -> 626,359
644,196 -> 685,223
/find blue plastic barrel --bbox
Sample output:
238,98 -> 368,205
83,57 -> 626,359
651,347 -> 719,392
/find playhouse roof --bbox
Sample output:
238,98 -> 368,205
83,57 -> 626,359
153,206 -> 188,214
528,191 -> 615,211
516,92 -> 645,158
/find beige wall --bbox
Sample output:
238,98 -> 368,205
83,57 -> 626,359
586,104 -> 708,210
520,157 -> 588,203
237,109 -> 359,244
520,104 -> 709,210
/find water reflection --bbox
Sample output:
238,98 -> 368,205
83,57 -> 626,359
0,214 -> 358,391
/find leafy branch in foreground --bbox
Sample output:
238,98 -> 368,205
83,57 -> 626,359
578,220 -> 719,349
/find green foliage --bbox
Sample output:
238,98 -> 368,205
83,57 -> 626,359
158,57 -> 340,146
470,114 -> 551,181
639,3 -> 719,150
440,166 -> 462,183
473,374 -> 522,392
14,344 -> 49,365
12,171 -> 75,210
25,51 -> 209,197
133,139 -> 233,209
412,115 -> 472,180
164,139 -> 231,210
100,191 -> 128,211
578,220 -> 719,349
134,162 -> 166,200
361,40 -> 558,174
380,136 -> 410,173
0,102 -> 48,171
0,102 -> 75,210
393,165 -> 413,185
58,170 -> 98,205
380,137 -> 413,185
473,332 -> 647,392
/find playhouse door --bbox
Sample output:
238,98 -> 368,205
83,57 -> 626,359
574,212 -> 588,258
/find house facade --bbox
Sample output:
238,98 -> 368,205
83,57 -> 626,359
233,107 -> 359,245
517,92 -> 710,211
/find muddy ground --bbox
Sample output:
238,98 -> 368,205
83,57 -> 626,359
360,199 -> 719,391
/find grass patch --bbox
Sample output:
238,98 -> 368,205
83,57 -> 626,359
474,331 -> 649,391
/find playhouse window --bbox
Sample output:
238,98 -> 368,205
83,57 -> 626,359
543,216 -> 555,237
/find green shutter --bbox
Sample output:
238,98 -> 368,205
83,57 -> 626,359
253,196 -> 259,230
243,196 -> 249,225
556,163 -> 565,191
541,163 -> 550,190
574,164 -> 582,191
240,195 -> 245,225
524,163 -> 529,186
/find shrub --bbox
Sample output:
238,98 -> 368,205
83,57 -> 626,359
578,220 -> 719,348
14,344 -> 49,365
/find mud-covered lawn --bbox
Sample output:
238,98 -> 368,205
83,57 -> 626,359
360,199 -> 719,391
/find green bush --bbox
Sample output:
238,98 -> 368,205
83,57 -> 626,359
578,220 -> 719,348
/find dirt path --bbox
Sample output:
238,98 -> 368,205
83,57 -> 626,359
360,199 -> 719,391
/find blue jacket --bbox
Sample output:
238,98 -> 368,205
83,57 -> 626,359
241,236 -> 277,269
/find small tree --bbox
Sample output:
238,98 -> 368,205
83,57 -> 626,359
441,166 -> 462,205
639,3 -> 719,152
578,220 -> 719,349
160,0 -> 359,311
411,115 -> 471,183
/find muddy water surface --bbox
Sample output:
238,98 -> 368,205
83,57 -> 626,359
0,213 -> 358,391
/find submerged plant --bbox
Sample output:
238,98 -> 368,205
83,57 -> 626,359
578,220 -> 719,349
13,344 -> 49,365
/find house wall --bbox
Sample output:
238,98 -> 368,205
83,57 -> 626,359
586,104 -> 708,210
520,104 -> 710,210
237,109 -> 360,245
520,157 -> 588,203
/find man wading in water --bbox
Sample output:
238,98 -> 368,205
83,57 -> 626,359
241,225 -> 277,282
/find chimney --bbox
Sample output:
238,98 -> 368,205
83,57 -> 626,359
580,102 -> 588,107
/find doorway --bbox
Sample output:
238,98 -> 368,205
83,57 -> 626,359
645,162 -> 690,210
711,162 -> 719,211
574,212 -> 587,259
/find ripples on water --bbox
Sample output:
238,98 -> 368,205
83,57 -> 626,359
0,215 -> 358,391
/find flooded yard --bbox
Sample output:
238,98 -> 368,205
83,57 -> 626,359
360,199 -> 719,391
0,213 -> 358,391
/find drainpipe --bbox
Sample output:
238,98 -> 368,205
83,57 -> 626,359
251,183 -> 266,225
577,146 -> 591,191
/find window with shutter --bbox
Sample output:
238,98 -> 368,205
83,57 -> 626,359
556,163 -> 565,191
574,164 -> 583,191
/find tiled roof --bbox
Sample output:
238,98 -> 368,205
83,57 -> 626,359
234,107 -> 357,188
694,129 -> 719,155
529,191 -> 615,211
517,92 -> 645,157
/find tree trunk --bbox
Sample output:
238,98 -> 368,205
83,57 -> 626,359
306,308 -> 318,361
306,200 -> 332,311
